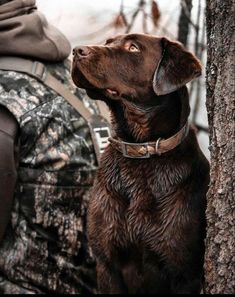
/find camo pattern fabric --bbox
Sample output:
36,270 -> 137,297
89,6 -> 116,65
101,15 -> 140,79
0,60 -> 99,294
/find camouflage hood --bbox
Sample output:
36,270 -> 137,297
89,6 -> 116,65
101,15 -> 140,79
0,0 -> 71,61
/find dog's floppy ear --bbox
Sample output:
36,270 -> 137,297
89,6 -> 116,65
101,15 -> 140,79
153,38 -> 202,96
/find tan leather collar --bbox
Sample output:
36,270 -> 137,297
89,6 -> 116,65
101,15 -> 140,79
108,122 -> 189,159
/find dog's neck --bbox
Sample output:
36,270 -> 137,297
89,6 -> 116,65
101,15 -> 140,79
107,88 -> 190,143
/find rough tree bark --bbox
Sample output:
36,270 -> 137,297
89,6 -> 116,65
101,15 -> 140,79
204,0 -> 235,294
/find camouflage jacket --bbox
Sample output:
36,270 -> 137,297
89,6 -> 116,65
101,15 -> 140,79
0,60 -> 99,294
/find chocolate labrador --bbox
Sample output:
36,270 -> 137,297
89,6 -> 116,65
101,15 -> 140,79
72,33 -> 209,294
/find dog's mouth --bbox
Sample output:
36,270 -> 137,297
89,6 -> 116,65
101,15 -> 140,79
72,59 -> 120,100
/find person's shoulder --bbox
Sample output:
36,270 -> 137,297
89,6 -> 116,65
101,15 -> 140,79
0,68 -> 53,99
0,59 -> 100,120
0,68 -> 57,120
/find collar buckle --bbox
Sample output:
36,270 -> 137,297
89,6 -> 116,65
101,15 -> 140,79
121,142 -> 151,159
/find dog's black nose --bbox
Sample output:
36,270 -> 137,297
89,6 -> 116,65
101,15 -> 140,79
73,46 -> 91,58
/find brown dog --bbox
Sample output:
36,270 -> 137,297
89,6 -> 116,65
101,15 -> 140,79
72,34 -> 209,294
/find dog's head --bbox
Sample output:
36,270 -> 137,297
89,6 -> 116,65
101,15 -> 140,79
72,33 -> 201,104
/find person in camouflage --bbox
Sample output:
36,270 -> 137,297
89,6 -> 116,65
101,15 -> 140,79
0,0 -> 99,294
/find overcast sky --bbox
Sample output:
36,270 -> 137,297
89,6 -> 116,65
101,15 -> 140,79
37,0 -> 181,46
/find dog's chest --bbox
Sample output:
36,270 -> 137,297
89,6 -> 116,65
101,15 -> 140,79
102,156 -> 190,247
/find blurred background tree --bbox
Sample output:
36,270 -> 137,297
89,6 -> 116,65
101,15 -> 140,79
178,0 -> 193,46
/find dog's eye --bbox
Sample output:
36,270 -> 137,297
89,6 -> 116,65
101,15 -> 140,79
128,43 -> 140,52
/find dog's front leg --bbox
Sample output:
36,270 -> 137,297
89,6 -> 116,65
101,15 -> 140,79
88,175 -> 129,293
96,260 -> 128,294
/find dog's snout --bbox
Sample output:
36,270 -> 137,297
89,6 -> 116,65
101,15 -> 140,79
73,46 -> 91,58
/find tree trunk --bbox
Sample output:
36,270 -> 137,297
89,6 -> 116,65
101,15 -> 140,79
204,0 -> 235,294
177,0 -> 193,46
